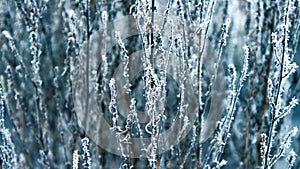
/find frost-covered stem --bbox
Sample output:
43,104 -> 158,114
150,0 -> 155,64
196,14 -> 204,168
287,150 -> 297,169
81,137 -> 91,168
196,2 -> 218,167
197,33 -> 203,106
263,119 -> 275,169
256,1 -> 273,165
198,0 -> 216,60
0,83 -> 17,168
84,0 -> 90,128
109,78 -> 127,158
115,32 -> 131,93
143,66 -> 161,168
213,45 -> 248,163
196,30 -> 202,103
216,70 -> 245,162
200,20 -> 232,164
28,0 -> 50,159
160,0 -> 172,33
205,18 -> 231,103
29,3 -> 41,132
1,31 -> 30,81
130,98 -> 147,156
263,1 -> 290,168
269,127 -> 298,167
100,10 -> 108,93
72,149 -> 79,169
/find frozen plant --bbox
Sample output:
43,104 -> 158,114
0,0 -> 299,168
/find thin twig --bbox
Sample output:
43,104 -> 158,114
263,1 -> 290,168
150,0 -> 155,65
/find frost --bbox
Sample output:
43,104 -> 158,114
2,30 -> 13,40
0,0 -> 299,168
72,150 -> 79,169
81,138 -> 91,169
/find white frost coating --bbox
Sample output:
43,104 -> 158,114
2,30 -> 13,40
